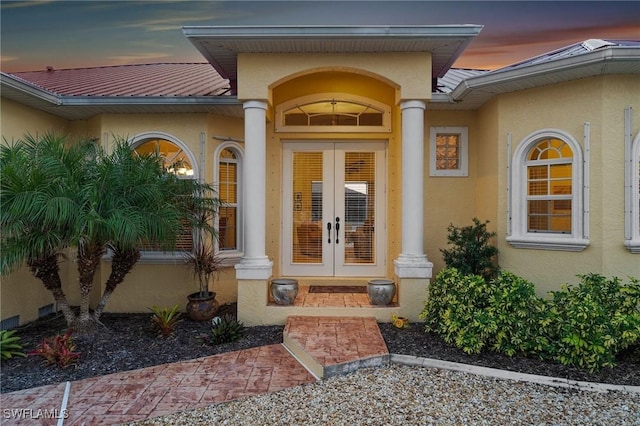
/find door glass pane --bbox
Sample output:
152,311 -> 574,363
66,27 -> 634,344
292,152 -> 323,264
344,152 -> 375,264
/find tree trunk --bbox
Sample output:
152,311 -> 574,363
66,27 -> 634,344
28,254 -> 77,327
93,248 -> 141,320
75,242 -> 104,331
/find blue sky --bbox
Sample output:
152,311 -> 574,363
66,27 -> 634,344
1,1 -> 638,72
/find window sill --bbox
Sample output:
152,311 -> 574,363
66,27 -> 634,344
625,240 -> 640,254
506,235 -> 589,252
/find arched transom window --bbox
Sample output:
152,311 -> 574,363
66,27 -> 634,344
134,139 -> 194,177
276,93 -> 391,133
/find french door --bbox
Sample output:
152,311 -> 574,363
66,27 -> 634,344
282,141 -> 386,276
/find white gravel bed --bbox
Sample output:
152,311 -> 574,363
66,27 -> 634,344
129,364 -> 640,426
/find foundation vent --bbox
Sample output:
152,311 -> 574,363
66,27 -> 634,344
38,304 -> 55,318
0,315 -> 20,330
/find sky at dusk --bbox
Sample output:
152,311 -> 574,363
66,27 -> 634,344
1,0 -> 638,73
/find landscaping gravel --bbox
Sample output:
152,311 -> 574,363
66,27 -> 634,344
127,364 -> 640,426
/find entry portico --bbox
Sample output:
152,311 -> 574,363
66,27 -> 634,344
184,25 -> 482,324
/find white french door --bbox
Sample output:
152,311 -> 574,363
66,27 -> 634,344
282,141 -> 386,276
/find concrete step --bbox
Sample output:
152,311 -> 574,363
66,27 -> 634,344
282,315 -> 389,379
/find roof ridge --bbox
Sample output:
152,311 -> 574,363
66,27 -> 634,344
12,63 -> 212,74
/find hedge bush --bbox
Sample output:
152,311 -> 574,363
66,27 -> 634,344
421,269 -> 640,371
542,274 -> 640,372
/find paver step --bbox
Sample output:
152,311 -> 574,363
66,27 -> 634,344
282,316 -> 389,379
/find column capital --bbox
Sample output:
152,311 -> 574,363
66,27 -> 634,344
400,100 -> 426,111
243,100 -> 268,111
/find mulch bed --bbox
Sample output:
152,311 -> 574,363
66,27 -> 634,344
1,304 -> 638,393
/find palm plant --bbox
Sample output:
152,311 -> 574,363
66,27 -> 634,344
91,139 -> 184,320
1,133 -> 94,327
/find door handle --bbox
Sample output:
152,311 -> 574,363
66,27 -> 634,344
327,222 -> 332,244
335,217 -> 340,244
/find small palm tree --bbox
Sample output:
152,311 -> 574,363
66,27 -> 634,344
1,133 -> 95,327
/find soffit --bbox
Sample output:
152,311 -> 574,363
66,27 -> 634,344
182,25 -> 483,80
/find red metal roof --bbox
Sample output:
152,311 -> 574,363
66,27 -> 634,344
9,63 -> 230,97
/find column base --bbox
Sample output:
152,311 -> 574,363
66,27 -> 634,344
235,257 -> 273,280
393,254 -> 433,279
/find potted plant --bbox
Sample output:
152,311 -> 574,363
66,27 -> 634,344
184,241 -> 222,321
166,174 -> 223,322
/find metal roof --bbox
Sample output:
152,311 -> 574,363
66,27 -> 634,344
1,38 -> 638,117
182,25 -> 483,80
8,63 -> 230,97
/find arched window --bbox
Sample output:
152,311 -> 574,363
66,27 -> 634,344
130,132 -> 198,259
214,142 -> 244,258
275,93 -> 391,133
507,129 -> 589,251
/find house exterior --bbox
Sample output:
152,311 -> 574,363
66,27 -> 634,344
1,26 -> 639,327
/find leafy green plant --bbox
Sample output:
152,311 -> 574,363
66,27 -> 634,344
0,330 -> 27,360
29,329 -> 80,368
205,314 -> 245,345
542,274 -> 640,372
441,218 -> 499,280
420,268 -> 543,355
149,305 -> 182,337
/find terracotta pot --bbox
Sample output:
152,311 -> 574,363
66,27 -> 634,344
186,291 -> 219,322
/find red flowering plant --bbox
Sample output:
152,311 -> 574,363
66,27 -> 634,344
29,329 -> 80,368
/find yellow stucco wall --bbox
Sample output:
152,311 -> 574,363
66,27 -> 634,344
237,52 -> 431,102
424,110 -> 480,274
1,98 -> 70,142
494,75 -> 640,295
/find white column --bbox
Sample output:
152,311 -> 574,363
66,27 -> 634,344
236,100 -> 272,279
394,100 -> 432,278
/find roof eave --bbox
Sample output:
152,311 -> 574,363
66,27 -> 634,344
451,47 -> 640,104
1,72 -> 61,105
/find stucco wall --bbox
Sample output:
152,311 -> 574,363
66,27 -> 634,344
494,75 -> 640,295
423,110 -> 480,274
237,52 -> 431,102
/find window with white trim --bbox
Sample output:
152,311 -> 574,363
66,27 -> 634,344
214,142 -> 243,259
626,132 -> 640,253
130,133 -> 198,261
507,129 -> 589,251
429,127 -> 468,177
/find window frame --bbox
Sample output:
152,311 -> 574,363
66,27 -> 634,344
429,126 -> 468,177
625,131 -> 640,253
129,132 -> 200,263
275,93 -> 391,133
507,129 -> 589,251
213,141 -> 244,263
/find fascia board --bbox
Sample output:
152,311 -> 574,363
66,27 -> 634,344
59,96 -> 241,107
451,47 -> 640,102
182,25 -> 483,39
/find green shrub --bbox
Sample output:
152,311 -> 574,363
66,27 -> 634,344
441,218 -> 499,280
149,304 -> 182,337
29,329 -> 80,368
205,314 -> 245,345
420,268 -> 543,355
0,330 -> 27,361
542,274 -> 640,372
